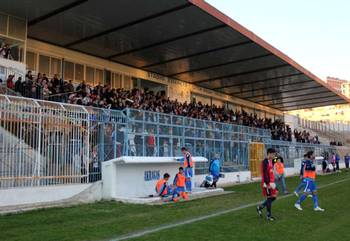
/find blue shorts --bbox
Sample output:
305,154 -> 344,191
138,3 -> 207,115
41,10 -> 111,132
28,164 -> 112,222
185,167 -> 193,178
176,186 -> 186,193
303,179 -> 317,193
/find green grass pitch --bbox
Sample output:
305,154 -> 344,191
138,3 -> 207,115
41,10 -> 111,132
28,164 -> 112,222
1,172 -> 350,241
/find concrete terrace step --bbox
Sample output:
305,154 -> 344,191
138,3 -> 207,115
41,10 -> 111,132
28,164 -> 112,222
113,187 -> 229,205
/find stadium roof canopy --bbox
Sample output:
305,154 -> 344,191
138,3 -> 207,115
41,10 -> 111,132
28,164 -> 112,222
3,0 -> 349,111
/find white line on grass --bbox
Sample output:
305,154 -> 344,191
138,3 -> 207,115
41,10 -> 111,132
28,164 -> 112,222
108,176 -> 350,241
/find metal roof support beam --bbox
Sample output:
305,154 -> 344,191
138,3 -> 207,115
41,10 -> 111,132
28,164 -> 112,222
65,3 -> 192,47
192,64 -> 290,85
228,79 -> 313,95
243,86 -> 325,100
108,24 -> 226,58
28,0 -> 88,26
212,72 -> 303,90
141,40 -> 253,68
283,100 -> 346,111
168,53 -> 273,77
251,90 -> 332,103
271,96 -> 342,108
260,93 -> 337,105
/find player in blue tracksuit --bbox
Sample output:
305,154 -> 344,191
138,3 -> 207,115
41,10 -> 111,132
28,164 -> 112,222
335,153 -> 340,171
294,154 -> 307,196
209,156 -> 221,188
294,151 -> 324,211
181,147 -> 193,192
345,153 -> 350,170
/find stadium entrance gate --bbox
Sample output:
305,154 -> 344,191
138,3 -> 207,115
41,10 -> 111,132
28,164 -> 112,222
249,142 -> 265,177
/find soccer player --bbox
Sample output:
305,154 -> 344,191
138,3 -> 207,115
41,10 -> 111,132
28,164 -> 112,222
181,147 -> 193,192
294,154 -> 307,196
294,151 -> 325,212
256,148 -> 278,221
155,173 -> 179,202
173,167 -> 189,200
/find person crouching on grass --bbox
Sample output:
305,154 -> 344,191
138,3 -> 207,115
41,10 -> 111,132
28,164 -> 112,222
155,173 -> 179,202
256,148 -> 278,221
173,167 -> 189,200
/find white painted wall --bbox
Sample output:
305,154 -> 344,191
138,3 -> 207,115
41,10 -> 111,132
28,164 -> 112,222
284,114 -> 299,130
0,183 -> 102,209
0,57 -> 26,80
194,171 -> 252,186
284,167 -> 299,177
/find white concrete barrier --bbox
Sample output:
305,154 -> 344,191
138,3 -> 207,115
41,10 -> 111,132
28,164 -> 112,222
0,182 -> 102,211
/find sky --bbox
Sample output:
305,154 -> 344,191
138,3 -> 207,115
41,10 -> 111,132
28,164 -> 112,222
206,0 -> 350,81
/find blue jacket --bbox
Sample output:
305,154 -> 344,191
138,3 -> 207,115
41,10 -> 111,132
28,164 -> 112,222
345,155 -> 350,163
209,159 -> 220,177
336,154 -> 340,162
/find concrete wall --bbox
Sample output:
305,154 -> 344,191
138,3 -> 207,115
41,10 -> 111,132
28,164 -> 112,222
0,182 -> 102,214
4,157 -> 347,214
194,171 -> 252,187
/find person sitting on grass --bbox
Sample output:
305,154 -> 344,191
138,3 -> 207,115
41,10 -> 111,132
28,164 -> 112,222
173,167 -> 189,200
155,173 -> 179,202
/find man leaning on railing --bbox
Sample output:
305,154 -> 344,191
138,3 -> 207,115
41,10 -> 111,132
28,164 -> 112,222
0,43 -> 12,60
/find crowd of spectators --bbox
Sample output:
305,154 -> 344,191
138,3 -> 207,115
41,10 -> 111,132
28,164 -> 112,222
5,71 -> 75,101
294,129 -> 320,144
330,141 -> 343,146
4,71 -> 321,144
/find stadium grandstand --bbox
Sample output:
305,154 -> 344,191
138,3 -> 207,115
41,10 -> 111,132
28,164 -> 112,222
0,0 -> 350,232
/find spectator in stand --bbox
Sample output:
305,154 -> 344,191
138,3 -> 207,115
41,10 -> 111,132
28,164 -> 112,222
64,80 -> 75,93
42,83 -> 51,99
23,71 -> 33,97
8,72 -> 319,144
15,76 -> 23,93
25,71 -> 33,81
6,75 -> 15,89
147,128 -> 155,156
330,141 -> 343,146
0,43 -> 12,59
